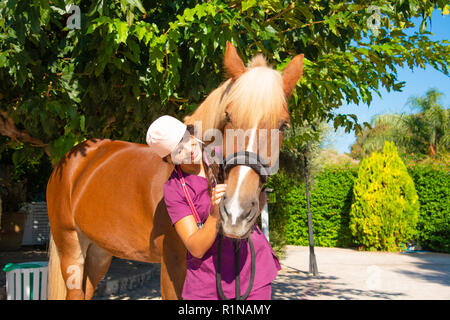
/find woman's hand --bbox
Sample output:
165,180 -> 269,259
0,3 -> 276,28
211,184 -> 227,217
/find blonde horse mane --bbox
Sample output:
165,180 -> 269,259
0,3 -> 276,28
183,53 -> 289,138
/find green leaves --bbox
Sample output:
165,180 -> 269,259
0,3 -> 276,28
241,0 -> 257,12
408,165 -> 450,253
48,134 -> 79,164
443,4 -> 450,16
0,0 -> 449,167
115,20 -> 129,44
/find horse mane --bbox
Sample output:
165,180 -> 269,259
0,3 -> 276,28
183,53 -> 289,136
183,79 -> 231,137
183,52 -> 290,199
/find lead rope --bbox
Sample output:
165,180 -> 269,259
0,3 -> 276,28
216,234 -> 256,300
176,165 -> 203,228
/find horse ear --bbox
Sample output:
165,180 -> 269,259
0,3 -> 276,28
224,41 -> 246,81
282,54 -> 304,97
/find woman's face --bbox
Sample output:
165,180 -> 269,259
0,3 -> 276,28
170,132 -> 202,165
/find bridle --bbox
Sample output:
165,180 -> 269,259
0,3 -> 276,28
206,148 -> 271,190
223,150 -> 271,184
205,148 -> 271,300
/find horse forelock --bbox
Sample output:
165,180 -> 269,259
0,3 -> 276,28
221,64 -> 289,130
184,53 -> 290,136
247,54 -> 268,68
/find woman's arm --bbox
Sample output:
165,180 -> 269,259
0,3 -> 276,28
173,184 -> 226,259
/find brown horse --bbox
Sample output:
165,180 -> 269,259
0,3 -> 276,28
46,41 -> 303,300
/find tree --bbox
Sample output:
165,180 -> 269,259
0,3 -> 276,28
406,88 -> 449,156
279,118 -> 328,183
350,89 -> 449,160
350,113 -> 408,160
349,141 -> 420,251
0,0 -> 449,168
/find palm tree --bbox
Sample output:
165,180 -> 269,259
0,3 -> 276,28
350,113 -> 410,159
350,89 -> 449,159
407,88 -> 449,156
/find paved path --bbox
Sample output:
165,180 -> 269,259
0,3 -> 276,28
2,246 -> 448,300
95,246 -> 450,300
274,246 -> 450,300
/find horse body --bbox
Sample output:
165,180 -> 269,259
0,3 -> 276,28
69,139 -> 164,261
47,138 -> 186,299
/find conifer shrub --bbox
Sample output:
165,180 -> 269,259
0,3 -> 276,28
349,141 -> 420,251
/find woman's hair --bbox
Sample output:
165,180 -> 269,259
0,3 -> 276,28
186,124 -> 195,135
202,150 -> 221,215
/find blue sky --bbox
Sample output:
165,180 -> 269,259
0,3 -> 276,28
324,10 -> 450,154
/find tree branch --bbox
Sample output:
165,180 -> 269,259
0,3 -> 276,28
265,2 -> 295,24
0,111 -> 50,157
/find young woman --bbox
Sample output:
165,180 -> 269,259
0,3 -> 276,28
146,115 -> 281,300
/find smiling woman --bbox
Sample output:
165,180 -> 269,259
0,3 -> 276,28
163,125 -> 203,165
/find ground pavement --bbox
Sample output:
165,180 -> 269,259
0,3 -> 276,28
1,245 -> 448,300
94,245 -> 450,300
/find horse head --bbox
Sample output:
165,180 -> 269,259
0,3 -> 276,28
185,41 -> 304,239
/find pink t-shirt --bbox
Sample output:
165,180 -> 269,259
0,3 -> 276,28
163,168 -> 281,300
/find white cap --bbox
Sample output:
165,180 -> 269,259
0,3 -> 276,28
146,115 -> 187,158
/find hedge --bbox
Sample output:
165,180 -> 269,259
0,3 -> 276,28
407,165 -> 450,253
266,165 -> 358,249
267,162 -> 449,253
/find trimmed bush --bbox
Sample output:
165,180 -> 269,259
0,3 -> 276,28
266,165 -> 357,249
349,141 -> 420,251
408,165 -> 449,253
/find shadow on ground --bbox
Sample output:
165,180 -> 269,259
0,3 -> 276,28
272,267 -> 405,300
393,253 -> 450,287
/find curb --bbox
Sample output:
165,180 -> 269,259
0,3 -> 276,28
94,264 -> 157,298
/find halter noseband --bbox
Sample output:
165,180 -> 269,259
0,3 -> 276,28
223,151 -> 271,184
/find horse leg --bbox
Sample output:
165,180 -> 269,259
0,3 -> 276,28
160,233 -> 186,300
56,230 -> 90,300
83,242 -> 113,300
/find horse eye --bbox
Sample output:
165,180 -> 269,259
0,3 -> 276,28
280,122 -> 289,132
225,111 -> 231,123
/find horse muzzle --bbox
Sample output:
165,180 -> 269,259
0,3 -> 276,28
218,196 -> 259,239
